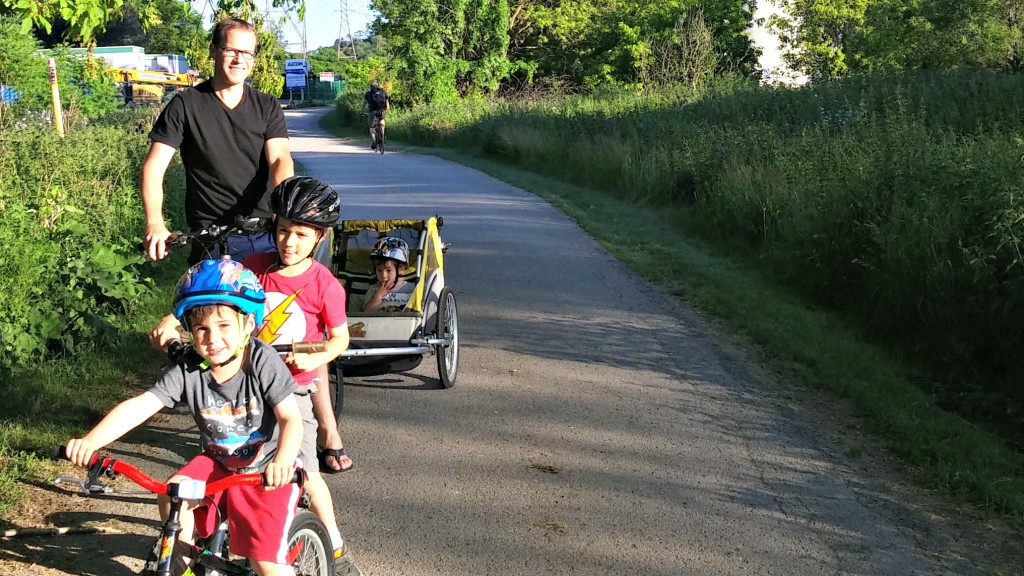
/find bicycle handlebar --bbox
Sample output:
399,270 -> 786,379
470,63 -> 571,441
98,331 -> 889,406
137,217 -> 270,254
166,340 -> 327,364
54,446 -> 304,496
273,342 -> 328,354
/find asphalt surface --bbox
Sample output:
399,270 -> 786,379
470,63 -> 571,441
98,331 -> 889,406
2,107 -> 973,576
284,108 -> 948,576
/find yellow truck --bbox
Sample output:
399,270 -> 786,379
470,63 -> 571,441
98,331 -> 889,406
110,68 -> 201,104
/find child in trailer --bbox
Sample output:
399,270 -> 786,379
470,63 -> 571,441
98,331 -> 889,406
353,236 -> 417,313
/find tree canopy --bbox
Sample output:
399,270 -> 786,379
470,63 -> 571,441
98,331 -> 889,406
773,0 -> 1023,78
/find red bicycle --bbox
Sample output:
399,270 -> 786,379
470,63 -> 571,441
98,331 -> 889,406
55,446 -> 334,576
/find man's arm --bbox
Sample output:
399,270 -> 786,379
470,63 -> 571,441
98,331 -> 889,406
265,137 -> 294,189
140,142 -> 178,261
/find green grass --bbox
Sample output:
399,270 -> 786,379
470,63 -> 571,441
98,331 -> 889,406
0,271 -> 179,517
320,115 -> 1024,532
335,72 -> 1024,438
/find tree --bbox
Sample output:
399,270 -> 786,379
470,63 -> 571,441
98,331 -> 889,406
371,0 -> 513,102
0,17 -> 119,118
773,0 -> 1024,78
506,0 -> 757,89
1,0 -> 302,47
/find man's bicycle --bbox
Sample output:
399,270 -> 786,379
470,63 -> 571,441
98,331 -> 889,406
368,112 -> 385,154
139,216 -> 270,262
55,445 -> 334,576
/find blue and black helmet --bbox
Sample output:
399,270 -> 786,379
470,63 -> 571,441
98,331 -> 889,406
173,259 -> 266,329
370,236 -> 409,265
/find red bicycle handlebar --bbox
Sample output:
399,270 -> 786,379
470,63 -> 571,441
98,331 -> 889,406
55,446 -> 300,496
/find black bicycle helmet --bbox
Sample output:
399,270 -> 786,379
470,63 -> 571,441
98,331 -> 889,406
270,176 -> 341,228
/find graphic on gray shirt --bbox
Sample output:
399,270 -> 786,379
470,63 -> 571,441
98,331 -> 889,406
149,339 -> 297,471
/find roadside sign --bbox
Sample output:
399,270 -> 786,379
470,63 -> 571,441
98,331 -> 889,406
285,59 -> 309,73
286,72 -> 306,89
319,71 -> 334,82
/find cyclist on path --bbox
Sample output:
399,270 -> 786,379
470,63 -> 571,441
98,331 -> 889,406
362,81 -> 390,151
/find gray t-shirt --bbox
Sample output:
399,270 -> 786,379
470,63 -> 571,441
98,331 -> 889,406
149,339 -> 297,472
352,280 -> 416,312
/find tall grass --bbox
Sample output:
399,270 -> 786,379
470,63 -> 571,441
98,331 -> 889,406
0,108 -> 179,516
339,69 -> 1024,439
0,110 -> 162,367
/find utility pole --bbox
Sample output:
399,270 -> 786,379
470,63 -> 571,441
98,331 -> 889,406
334,0 -> 358,60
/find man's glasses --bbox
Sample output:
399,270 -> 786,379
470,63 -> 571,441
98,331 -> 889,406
219,46 -> 256,61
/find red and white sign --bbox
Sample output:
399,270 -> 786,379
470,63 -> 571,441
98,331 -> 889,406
319,71 -> 334,82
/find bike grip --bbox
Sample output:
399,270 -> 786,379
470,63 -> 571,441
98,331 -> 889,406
260,469 -> 306,487
55,445 -> 99,466
291,341 -> 328,354
167,340 -> 188,363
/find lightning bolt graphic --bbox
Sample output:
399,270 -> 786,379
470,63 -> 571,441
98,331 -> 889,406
257,290 -> 301,344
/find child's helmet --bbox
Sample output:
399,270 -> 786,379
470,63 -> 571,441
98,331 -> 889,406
270,176 -> 341,228
173,259 -> 266,329
370,237 -> 409,265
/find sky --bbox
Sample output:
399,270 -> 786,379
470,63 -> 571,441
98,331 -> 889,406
191,0 -> 376,53
275,0 -> 376,53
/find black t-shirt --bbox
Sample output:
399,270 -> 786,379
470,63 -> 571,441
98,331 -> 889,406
150,81 -> 289,230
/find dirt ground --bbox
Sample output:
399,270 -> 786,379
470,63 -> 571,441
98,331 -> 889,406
3,380 -> 1024,576
0,411 -> 196,576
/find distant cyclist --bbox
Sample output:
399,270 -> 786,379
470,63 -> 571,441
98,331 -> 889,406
362,81 -> 390,151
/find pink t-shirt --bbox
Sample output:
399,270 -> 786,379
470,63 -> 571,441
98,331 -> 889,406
244,252 -> 347,387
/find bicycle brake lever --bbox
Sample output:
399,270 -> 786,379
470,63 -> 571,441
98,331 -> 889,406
53,476 -> 113,495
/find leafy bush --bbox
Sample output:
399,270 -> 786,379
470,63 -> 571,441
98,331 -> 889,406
0,123 -> 152,367
0,18 -> 120,123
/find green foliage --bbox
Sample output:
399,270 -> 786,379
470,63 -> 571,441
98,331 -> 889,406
371,0 -> 513,103
358,69 -> 1024,444
0,17 -> 50,107
94,0 -> 205,57
0,0 -> 127,42
251,15 -> 285,96
2,0 -> 304,46
0,18 -> 121,120
775,0 -> 1024,78
504,0 -> 757,89
0,120 -> 153,367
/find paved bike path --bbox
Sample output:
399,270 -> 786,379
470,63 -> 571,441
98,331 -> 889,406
285,108 -> 960,576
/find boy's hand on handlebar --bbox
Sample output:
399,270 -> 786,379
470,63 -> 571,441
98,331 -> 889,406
263,461 -> 293,489
149,314 -> 184,350
144,224 -> 172,261
284,352 -> 325,374
65,438 -> 97,468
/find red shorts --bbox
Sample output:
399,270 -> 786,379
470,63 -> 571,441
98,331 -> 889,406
175,454 -> 301,564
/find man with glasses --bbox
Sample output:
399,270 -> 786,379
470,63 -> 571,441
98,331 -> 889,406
140,17 -> 294,265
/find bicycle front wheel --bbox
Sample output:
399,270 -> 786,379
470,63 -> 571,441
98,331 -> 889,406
287,510 -> 333,576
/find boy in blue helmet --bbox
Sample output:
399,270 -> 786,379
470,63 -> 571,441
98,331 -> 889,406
148,176 -> 360,575
65,258 -> 304,576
